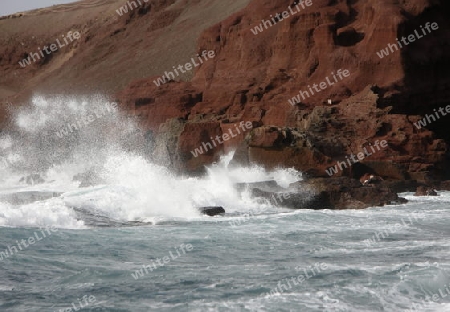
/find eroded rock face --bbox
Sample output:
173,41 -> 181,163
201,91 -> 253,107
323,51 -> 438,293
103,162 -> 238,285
115,0 -> 450,182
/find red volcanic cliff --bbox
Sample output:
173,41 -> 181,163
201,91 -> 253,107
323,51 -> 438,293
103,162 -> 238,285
116,0 -> 450,181
0,0 -> 449,183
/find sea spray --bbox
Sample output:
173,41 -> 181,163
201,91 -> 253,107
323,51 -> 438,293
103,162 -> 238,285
0,95 -> 306,228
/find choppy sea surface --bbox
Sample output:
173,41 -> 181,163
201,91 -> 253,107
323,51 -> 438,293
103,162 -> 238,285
0,96 -> 449,311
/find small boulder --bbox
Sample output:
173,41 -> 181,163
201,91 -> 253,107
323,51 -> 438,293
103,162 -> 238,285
199,206 -> 225,216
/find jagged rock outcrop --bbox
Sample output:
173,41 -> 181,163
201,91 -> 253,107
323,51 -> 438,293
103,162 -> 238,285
244,177 -> 406,210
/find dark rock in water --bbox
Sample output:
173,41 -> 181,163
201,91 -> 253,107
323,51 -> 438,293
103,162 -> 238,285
414,186 -> 438,196
250,187 -> 332,210
303,177 -> 408,209
250,177 -> 408,210
19,174 -> 45,185
199,206 -> 225,216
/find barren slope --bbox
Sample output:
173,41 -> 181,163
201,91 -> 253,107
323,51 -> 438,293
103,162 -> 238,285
0,0 -> 251,103
116,0 -> 450,179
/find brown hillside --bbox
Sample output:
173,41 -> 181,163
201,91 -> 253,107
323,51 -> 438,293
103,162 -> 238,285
0,0 -> 251,107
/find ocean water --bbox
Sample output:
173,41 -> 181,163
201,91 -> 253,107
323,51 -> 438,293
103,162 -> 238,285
0,96 -> 449,312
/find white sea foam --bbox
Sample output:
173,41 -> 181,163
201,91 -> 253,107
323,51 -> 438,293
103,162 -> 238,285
0,95 -> 305,228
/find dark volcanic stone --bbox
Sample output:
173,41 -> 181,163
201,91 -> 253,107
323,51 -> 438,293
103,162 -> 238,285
199,206 -> 225,216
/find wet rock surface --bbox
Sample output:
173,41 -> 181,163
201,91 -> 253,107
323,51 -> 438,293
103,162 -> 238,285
199,206 -> 225,216
244,177 -> 407,210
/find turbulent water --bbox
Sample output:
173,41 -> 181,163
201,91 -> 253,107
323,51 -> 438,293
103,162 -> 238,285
0,96 -> 449,311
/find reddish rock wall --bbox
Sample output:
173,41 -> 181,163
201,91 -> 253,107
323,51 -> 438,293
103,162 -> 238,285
115,0 -> 450,180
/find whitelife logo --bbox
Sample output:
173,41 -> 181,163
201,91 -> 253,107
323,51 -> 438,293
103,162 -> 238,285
376,22 -> 439,59
413,104 -> 450,130
131,243 -> 193,280
250,0 -> 313,35
116,0 -> 149,16
190,121 -> 253,158
263,262 -> 328,298
406,284 -> 450,311
54,102 -> 118,139
153,50 -> 216,87
0,226 -> 58,261
18,31 -> 81,68
363,214 -> 419,247
53,295 -> 97,312
288,69 -> 350,106
325,140 -> 388,176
